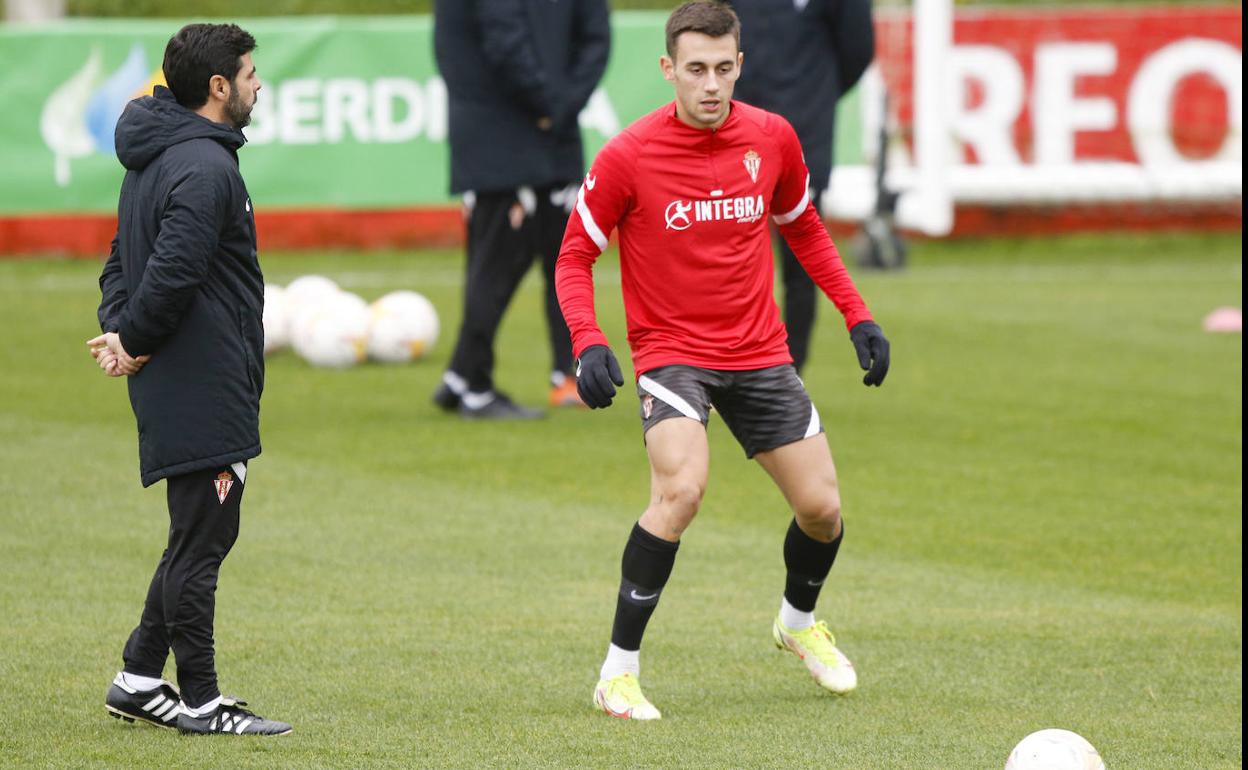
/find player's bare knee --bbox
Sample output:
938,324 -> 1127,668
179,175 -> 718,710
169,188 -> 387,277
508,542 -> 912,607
643,490 -> 701,540
796,494 -> 841,538
661,478 -> 705,518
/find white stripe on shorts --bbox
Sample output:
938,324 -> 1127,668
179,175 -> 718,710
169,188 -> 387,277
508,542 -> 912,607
231,462 -> 247,484
638,375 -> 702,422
804,402 -> 822,439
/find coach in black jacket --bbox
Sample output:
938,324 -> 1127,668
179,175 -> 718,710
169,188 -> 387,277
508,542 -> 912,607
734,0 -> 875,373
91,24 -> 289,736
98,85 -> 263,486
432,0 -> 610,418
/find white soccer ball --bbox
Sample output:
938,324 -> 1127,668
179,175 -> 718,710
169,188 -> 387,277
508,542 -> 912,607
1005,729 -> 1105,770
262,283 -> 290,355
367,290 -> 440,363
283,274 -> 340,314
288,289 -> 365,350
290,291 -> 371,369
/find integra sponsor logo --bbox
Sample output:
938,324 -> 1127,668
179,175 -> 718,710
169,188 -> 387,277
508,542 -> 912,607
664,195 -> 766,231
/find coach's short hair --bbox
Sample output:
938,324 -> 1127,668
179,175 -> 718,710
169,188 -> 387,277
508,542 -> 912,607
665,1 -> 741,59
162,23 -> 257,109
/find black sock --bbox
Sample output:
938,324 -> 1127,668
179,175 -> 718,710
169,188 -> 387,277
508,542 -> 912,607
610,522 -> 680,651
783,518 -> 843,612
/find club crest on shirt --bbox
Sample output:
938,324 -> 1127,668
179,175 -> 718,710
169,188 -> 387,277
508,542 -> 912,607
214,471 -> 234,504
643,395 -> 655,419
743,149 -> 761,184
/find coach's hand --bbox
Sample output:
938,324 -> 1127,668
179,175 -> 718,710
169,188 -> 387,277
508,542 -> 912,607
850,321 -> 890,386
87,332 -> 149,377
576,345 -> 625,408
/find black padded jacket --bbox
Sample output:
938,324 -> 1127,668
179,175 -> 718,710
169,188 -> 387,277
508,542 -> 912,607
99,85 -> 263,487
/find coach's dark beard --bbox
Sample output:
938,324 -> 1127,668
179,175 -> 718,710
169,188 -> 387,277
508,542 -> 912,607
224,86 -> 252,130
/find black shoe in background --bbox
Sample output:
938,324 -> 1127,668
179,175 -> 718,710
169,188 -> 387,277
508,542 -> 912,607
433,381 -> 462,411
459,390 -> 544,420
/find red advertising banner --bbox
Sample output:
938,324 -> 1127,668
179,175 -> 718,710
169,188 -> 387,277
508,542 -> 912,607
875,6 -> 1241,170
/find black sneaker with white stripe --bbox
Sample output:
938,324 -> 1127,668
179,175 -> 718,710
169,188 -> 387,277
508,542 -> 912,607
104,673 -> 182,728
177,697 -> 292,736
458,390 -> 544,419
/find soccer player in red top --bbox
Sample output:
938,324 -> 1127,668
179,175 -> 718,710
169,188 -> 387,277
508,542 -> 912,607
556,1 -> 890,720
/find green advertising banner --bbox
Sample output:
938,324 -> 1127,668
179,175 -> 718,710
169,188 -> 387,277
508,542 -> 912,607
0,13 -> 859,215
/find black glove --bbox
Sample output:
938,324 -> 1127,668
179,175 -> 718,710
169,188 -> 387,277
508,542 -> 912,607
849,321 -> 890,387
576,345 -> 625,408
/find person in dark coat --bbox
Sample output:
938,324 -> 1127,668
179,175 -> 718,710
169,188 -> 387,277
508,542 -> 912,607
432,0 -> 610,418
89,23 -> 290,737
733,0 -> 875,373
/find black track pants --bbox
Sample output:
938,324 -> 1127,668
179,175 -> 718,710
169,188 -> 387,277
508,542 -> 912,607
447,185 -> 575,392
121,463 -> 244,709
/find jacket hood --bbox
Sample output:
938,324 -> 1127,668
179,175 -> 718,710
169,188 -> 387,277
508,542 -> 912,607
115,85 -> 246,171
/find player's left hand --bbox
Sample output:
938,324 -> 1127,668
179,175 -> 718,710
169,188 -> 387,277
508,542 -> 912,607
849,321 -> 890,386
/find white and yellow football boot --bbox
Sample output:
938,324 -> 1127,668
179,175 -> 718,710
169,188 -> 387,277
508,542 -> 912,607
773,617 -> 858,694
593,673 -> 661,720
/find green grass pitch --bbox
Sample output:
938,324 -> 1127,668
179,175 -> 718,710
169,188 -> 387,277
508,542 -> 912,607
0,232 -> 1240,768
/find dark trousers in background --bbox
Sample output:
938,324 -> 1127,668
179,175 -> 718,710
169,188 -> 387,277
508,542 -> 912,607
774,187 -> 828,373
447,184 -> 576,393
122,464 -> 244,709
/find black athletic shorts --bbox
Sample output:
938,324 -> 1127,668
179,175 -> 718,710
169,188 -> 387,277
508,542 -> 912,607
636,364 -> 823,458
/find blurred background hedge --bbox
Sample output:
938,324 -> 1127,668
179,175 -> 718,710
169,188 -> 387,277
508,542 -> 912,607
66,0 -> 1199,16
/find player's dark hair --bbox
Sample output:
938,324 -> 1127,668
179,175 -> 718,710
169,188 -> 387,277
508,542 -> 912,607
162,23 -> 257,110
665,1 -> 740,59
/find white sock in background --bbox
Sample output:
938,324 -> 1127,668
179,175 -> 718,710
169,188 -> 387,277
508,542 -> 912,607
779,597 -> 815,631
442,370 -> 468,395
461,390 -> 496,410
599,643 -> 641,681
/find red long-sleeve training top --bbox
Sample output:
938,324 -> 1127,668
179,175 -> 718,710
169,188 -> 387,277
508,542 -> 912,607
555,100 -> 873,377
